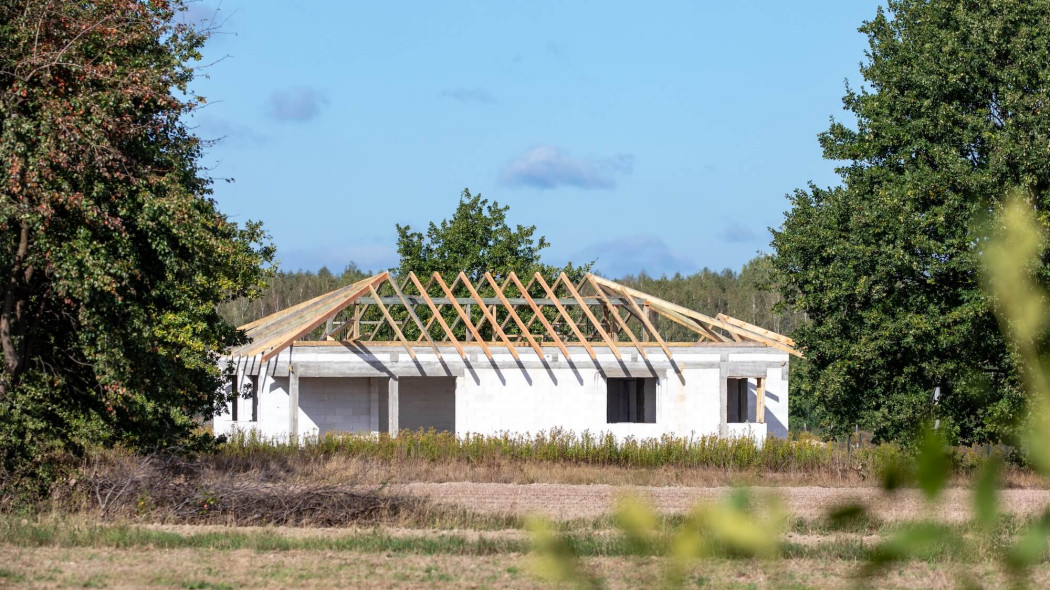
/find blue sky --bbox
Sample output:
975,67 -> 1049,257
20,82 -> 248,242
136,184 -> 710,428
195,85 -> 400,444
185,1 -> 881,277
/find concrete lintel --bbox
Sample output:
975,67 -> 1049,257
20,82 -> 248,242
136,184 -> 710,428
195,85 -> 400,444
245,359 -> 784,379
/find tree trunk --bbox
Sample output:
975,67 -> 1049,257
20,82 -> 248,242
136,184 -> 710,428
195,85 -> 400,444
0,222 -> 31,399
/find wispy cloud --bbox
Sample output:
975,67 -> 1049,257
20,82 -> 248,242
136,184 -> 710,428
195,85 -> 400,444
265,87 -> 329,122
441,87 -> 496,104
717,221 -> 761,244
194,116 -> 268,146
574,234 -> 695,278
500,146 -> 634,191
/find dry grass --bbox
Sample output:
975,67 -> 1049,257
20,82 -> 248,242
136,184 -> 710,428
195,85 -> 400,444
3,544 -> 1049,589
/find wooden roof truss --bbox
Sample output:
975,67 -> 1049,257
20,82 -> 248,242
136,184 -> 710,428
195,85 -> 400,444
232,272 -> 801,363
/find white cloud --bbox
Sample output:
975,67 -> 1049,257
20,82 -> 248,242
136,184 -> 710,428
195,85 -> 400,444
499,146 -> 634,190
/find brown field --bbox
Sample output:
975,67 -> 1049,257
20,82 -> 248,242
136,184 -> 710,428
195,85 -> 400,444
7,544 -> 1050,590
4,479 -> 1050,589
398,482 -> 1050,521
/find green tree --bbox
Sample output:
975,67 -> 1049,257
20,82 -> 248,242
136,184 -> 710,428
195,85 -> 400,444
0,0 -> 273,494
770,0 -> 1048,443
396,188 -> 585,281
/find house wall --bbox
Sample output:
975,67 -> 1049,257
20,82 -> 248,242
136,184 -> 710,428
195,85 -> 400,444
214,345 -> 789,442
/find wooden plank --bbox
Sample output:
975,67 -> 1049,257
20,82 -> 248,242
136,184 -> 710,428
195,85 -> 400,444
241,282 -> 369,349
533,273 -> 596,360
603,279 -> 674,361
459,272 -> 519,360
367,284 -> 416,360
389,274 -> 442,358
585,274 -> 647,359
589,275 -> 802,357
717,313 -> 797,347
648,303 -> 724,342
558,273 -> 621,360
485,272 -> 544,359
756,377 -> 766,424
432,272 -> 493,360
249,274 -> 386,361
407,272 -> 467,360
508,272 -> 571,360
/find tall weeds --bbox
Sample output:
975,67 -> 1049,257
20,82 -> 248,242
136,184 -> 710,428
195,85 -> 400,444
218,428 -> 1003,477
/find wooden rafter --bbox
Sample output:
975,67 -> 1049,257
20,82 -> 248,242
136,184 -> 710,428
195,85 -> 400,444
249,273 -> 387,362
232,271 -> 800,361
367,284 -> 416,360
389,275 -> 442,359
407,272 -> 467,360
590,274 -> 801,357
584,274 -> 647,359
533,273 -> 596,360
485,272 -> 545,359
459,272 -> 519,360
557,273 -> 621,360
433,272 -> 493,360
508,272 -> 571,359
600,281 -> 674,361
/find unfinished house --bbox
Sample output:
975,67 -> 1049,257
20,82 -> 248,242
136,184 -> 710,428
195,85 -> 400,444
215,272 -> 801,441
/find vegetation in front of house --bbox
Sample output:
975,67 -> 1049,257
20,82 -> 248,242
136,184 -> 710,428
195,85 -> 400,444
219,428 -> 1013,479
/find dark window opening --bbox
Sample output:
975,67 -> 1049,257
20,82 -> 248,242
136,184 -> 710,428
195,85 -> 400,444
727,378 -> 749,423
233,374 -> 259,422
607,377 -> 656,423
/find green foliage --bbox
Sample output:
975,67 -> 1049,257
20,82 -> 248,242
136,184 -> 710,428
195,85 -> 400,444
771,0 -> 1050,443
396,187 -> 586,281
0,0 -> 273,499
220,428 -> 1007,479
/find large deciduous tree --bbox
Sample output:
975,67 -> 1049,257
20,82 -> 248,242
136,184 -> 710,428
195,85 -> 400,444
396,188 -> 585,280
771,0 -> 1050,443
0,0 -> 272,491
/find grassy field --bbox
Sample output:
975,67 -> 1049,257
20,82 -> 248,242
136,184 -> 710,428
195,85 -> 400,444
3,435 -> 1047,589
3,501 -> 1050,589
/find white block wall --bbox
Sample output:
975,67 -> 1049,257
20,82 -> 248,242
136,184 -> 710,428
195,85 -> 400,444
297,377 -> 374,436
454,367 -> 723,440
215,345 -> 790,441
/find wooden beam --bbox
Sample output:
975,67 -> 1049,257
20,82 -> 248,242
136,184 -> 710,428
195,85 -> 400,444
485,272 -> 545,359
432,272 -> 493,360
367,284 -> 416,360
558,273 -> 621,360
459,272 -> 519,360
389,275 -> 443,359
585,274 -> 647,360
249,274 -> 386,361
604,280 -> 674,361
647,303 -> 725,342
533,273 -> 596,360
589,275 -> 802,357
407,272 -> 467,360
717,313 -> 797,347
508,272 -> 571,360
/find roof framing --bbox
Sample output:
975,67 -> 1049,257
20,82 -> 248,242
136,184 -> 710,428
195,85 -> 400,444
231,272 -> 802,362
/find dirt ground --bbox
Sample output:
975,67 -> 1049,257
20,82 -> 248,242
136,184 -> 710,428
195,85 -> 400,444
5,484 -> 1050,589
399,482 -> 1050,521
2,545 -> 1047,590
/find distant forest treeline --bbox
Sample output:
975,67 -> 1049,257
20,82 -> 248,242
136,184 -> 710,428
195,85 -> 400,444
218,256 -> 805,339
